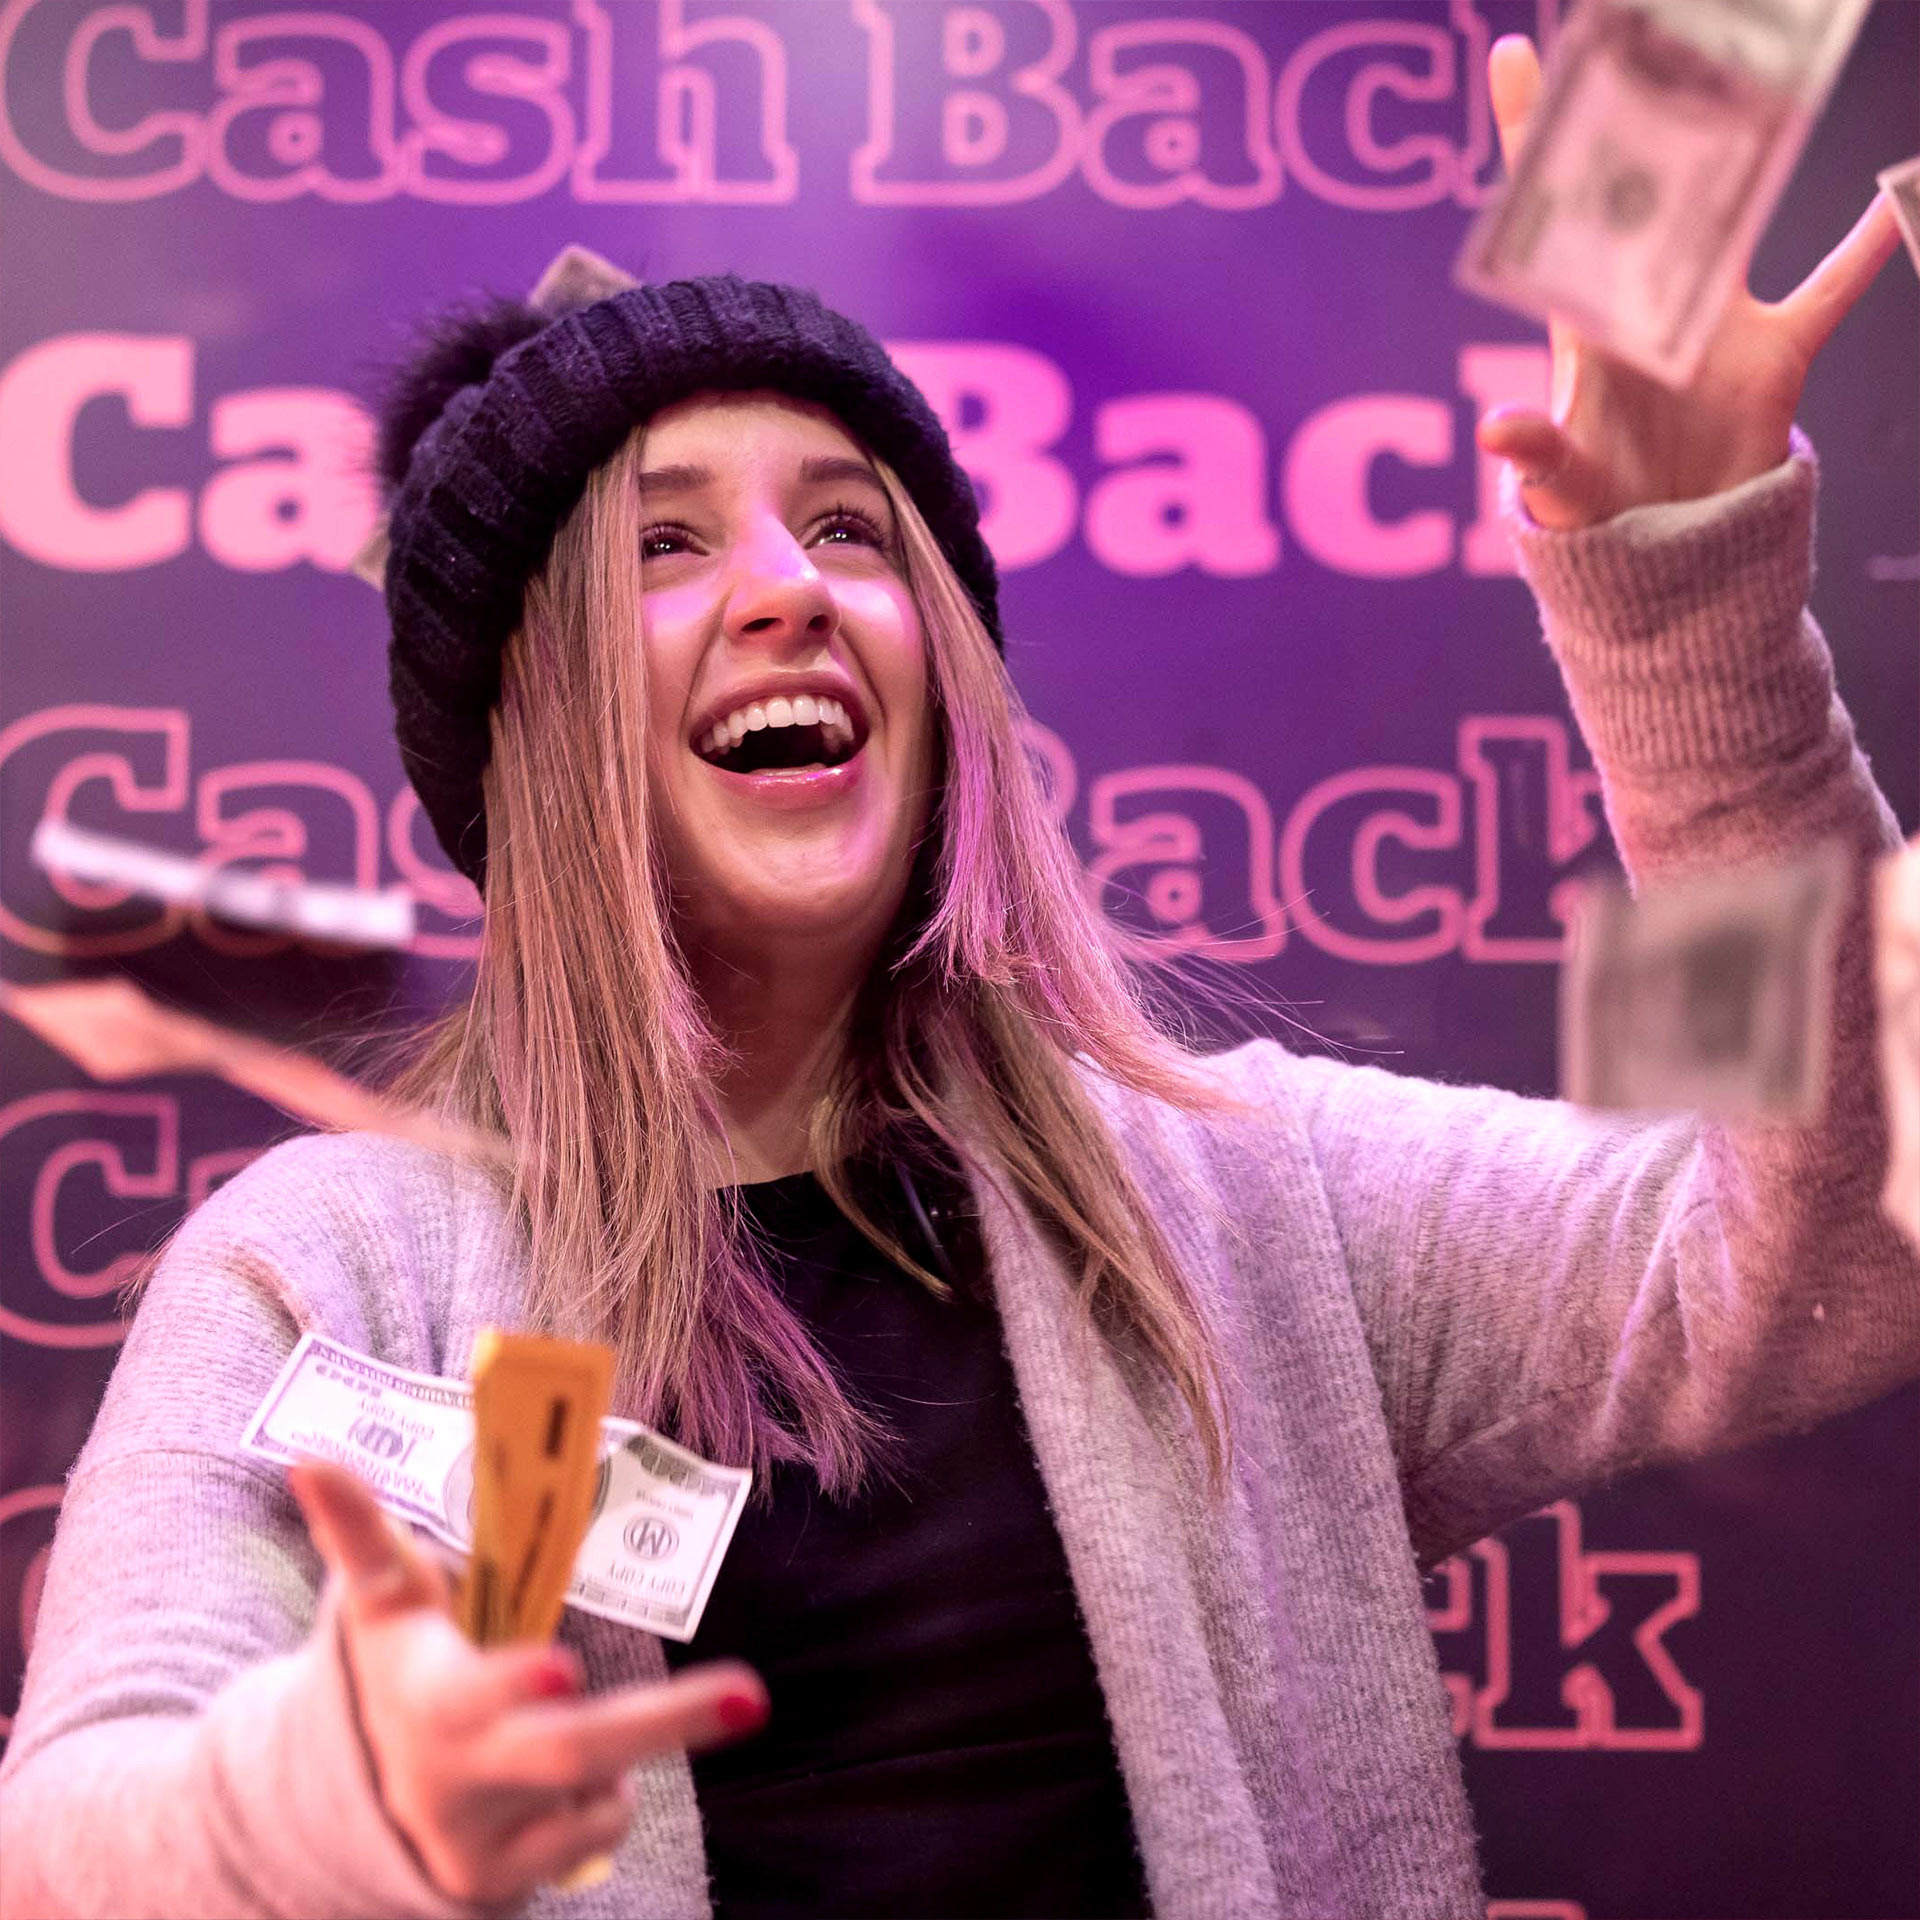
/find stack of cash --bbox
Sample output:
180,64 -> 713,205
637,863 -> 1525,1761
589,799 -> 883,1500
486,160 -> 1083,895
459,1331 -> 614,1647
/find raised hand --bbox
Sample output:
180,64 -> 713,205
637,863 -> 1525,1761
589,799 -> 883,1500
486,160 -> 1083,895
290,1459 -> 767,1905
1474,33 -> 1900,530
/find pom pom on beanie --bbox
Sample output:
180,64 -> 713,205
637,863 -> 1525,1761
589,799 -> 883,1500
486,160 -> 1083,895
374,300 -> 546,494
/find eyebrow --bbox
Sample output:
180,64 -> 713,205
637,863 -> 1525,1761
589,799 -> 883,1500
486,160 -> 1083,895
634,454 -> 889,497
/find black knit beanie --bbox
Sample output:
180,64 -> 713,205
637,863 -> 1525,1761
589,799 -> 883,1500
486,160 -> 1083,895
375,258 -> 1002,889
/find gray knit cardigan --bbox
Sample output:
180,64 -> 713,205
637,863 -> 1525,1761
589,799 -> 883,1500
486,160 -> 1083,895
3,441 -> 1918,1920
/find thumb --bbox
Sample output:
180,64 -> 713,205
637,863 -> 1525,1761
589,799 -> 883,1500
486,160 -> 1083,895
289,1457 -> 448,1624
1475,408 -> 1614,531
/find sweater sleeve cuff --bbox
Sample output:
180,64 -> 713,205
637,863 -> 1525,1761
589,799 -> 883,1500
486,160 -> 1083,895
1505,427 -> 1831,775
198,1589 -> 491,1920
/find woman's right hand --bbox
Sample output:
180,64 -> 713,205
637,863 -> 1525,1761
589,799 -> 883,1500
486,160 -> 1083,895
1473,33 -> 1899,531
290,1459 -> 767,1907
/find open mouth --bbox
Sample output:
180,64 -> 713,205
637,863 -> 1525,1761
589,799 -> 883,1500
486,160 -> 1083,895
692,694 -> 864,776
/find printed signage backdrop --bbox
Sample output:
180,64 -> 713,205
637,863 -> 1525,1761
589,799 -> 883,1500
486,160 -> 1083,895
3,2 -> 1917,1913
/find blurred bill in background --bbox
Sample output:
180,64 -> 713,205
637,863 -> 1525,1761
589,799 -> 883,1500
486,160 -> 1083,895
1459,0 -> 1871,385
0,975 -> 502,1164
31,816 -> 415,950
1561,843 -> 1849,1121
1876,841 -> 1920,1250
1878,154 -> 1920,273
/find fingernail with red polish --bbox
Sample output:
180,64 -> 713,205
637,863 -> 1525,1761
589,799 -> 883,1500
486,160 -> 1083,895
532,1660 -> 580,1699
717,1690 -> 767,1735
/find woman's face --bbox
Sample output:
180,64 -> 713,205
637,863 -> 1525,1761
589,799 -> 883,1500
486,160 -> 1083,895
636,392 -> 935,968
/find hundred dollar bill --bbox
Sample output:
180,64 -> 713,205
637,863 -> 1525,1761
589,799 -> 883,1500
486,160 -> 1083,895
1878,155 -> 1920,276
1560,843 -> 1849,1120
245,1332 -> 751,1641
1457,0 -> 1871,386
1875,841 -> 1920,1252
247,1335 -> 477,1542
32,816 -> 415,950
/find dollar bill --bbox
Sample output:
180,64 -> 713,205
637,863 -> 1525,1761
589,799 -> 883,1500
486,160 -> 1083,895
245,1332 -> 751,1642
1457,0 -> 1871,386
246,1336 -> 477,1541
0,975 -> 505,1165
1875,841 -> 1920,1252
31,816 -> 415,949
1560,843 -> 1849,1120
1879,155 -> 1920,276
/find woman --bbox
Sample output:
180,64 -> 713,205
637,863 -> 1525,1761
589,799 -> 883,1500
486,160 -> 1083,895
2,40 -> 1916,1920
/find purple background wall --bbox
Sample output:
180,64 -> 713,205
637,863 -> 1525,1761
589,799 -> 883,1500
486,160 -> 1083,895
2,4 -> 1916,1913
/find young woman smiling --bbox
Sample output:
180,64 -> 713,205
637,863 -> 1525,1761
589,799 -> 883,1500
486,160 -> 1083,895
3,40 -> 1918,1920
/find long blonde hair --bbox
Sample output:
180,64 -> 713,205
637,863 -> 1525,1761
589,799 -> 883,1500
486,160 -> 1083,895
395,425 -> 1236,1494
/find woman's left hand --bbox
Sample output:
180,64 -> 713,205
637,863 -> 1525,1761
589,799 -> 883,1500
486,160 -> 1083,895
1474,33 -> 1902,531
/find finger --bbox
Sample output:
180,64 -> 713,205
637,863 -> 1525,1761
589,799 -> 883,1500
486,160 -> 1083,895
1475,409 -> 1613,531
492,1777 -> 635,1898
344,1613 -> 582,1750
288,1458 -> 446,1622
459,1640 -> 586,1724
500,1661 -> 768,1788
1488,34 -> 1542,174
1476,408 -> 1567,484
1775,195 -> 1901,357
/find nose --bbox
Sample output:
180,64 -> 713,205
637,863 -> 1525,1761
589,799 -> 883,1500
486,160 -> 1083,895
724,517 -> 837,652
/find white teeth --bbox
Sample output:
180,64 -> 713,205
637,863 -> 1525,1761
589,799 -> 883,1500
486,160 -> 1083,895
694,694 -> 863,763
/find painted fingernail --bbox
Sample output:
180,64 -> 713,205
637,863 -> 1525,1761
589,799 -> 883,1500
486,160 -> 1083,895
532,1660 -> 580,1699
716,1690 -> 767,1735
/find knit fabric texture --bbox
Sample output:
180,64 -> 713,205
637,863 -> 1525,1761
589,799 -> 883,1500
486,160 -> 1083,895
382,275 -> 1002,886
6,441 -> 1920,1919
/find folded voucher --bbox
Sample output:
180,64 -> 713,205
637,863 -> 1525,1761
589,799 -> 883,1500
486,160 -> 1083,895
244,1332 -> 751,1642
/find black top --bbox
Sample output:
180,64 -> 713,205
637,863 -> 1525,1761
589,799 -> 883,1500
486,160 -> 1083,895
660,1152 -> 1151,1919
